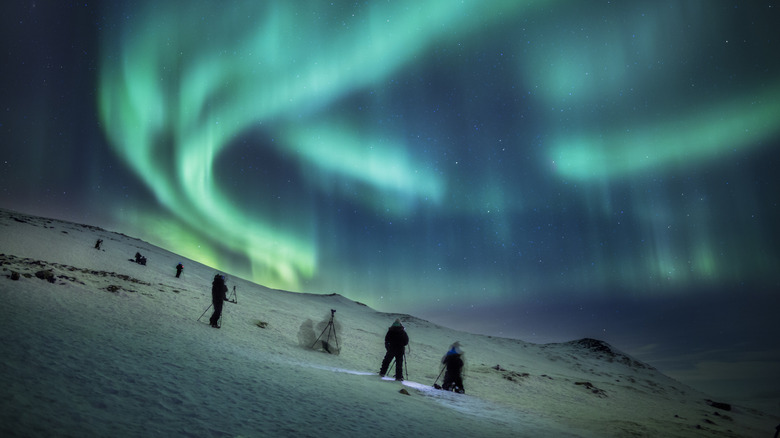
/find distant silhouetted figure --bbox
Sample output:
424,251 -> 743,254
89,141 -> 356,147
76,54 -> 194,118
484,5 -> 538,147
94,239 -> 102,250
440,342 -> 465,394
774,423 -> 779,438
379,319 -> 409,380
134,252 -> 147,265
175,263 -> 183,278
209,274 -> 228,328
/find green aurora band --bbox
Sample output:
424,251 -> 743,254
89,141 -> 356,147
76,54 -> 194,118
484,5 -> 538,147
98,0 -> 540,289
550,84 -> 780,180
98,0 -> 779,300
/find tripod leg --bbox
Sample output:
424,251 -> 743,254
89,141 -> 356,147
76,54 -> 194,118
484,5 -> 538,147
311,320 -> 332,349
197,303 -> 213,322
325,322 -> 340,354
433,365 -> 445,386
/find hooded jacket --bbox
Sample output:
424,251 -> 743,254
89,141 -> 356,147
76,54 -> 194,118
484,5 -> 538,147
384,320 -> 409,351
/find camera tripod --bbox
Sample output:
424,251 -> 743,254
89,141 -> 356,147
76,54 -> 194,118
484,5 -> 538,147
312,309 -> 339,354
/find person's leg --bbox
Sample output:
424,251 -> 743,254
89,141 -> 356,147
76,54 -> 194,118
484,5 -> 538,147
210,300 -> 223,326
454,375 -> 464,393
379,351 -> 393,376
394,352 -> 404,380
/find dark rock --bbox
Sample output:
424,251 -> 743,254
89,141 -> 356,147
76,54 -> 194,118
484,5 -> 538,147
575,381 -> 607,397
705,399 -> 732,411
34,270 -> 55,283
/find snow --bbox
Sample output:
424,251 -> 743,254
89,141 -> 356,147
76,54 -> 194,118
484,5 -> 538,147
0,208 -> 776,437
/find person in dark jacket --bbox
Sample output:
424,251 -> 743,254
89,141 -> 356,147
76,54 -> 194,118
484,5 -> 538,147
175,262 -> 184,278
441,342 -> 465,393
379,319 -> 409,380
209,274 -> 228,328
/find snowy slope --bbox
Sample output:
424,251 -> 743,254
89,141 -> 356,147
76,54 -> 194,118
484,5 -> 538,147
0,208 -> 775,437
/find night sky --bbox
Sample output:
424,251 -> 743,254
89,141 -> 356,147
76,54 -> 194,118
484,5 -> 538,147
2,1 -> 779,406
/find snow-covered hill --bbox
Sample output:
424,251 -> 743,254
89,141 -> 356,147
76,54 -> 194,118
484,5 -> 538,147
0,208 -> 775,437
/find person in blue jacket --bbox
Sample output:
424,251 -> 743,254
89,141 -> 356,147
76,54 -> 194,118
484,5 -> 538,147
441,342 -> 465,393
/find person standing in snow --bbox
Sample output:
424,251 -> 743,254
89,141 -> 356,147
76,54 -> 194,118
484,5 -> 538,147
94,239 -> 102,250
209,274 -> 228,328
175,262 -> 184,278
379,318 -> 409,381
440,342 -> 465,393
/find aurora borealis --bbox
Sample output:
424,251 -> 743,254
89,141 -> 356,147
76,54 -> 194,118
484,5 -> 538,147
93,0 -> 780,297
2,0 -> 779,406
